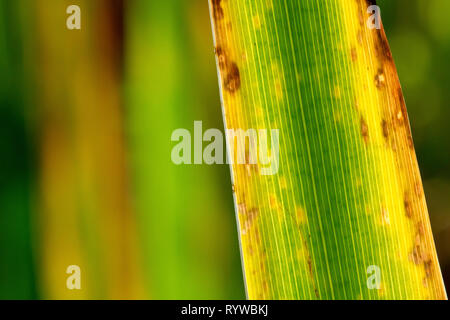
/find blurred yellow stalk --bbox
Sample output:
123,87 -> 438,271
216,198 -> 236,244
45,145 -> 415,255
34,0 -> 144,299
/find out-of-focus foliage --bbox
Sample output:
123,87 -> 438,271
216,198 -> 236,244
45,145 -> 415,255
0,0 -> 243,299
125,0 -> 244,299
0,1 -> 36,299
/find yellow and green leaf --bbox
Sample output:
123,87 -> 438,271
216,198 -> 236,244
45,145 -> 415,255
210,0 -> 447,299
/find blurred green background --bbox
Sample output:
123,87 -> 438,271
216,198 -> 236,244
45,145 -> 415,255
0,0 -> 448,299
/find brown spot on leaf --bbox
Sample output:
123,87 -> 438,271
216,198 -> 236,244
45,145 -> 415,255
415,182 -> 423,199
307,258 -> 313,275
238,203 -> 259,235
351,47 -> 357,62
410,246 -> 421,265
409,238 -> 434,279
404,192 -> 413,218
244,148 -> 258,175
224,62 -> 241,93
212,0 -> 224,20
307,256 -> 319,299
215,46 -> 227,70
410,223 -> 434,279
375,29 -> 393,62
360,116 -> 369,144
375,69 -> 386,88
407,135 -> 414,150
396,87 -> 408,126
215,46 -> 241,94
417,222 -> 425,237
381,119 -> 389,141
300,236 -> 319,297
424,260 -> 433,278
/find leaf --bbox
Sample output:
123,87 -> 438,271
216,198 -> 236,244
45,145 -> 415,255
209,0 -> 447,299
